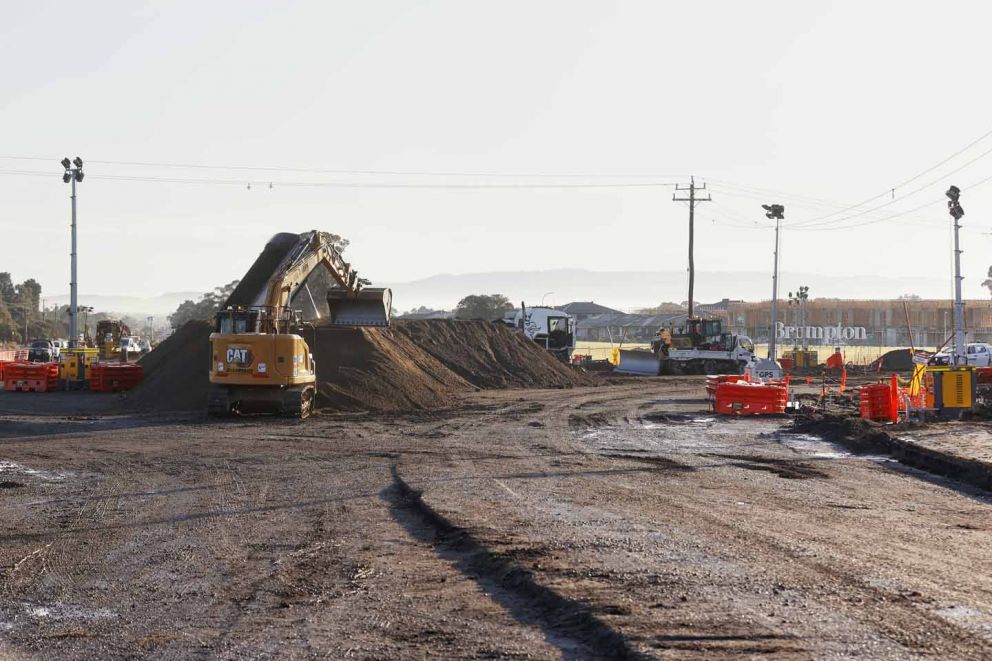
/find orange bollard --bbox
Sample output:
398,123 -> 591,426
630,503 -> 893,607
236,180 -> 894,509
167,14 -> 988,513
889,373 -> 899,423
839,368 -> 847,395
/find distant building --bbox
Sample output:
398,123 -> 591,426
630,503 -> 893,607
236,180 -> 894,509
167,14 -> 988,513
577,312 -> 690,343
727,299 -> 992,346
397,308 -> 455,320
558,301 -> 623,325
696,298 -> 742,315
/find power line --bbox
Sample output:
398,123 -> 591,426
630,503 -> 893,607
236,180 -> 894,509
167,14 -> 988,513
789,141 -> 992,229
707,183 -> 940,227
703,178 -> 858,211
788,126 -> 992,227
0,168 -> 682,189
0,155 -> 688,180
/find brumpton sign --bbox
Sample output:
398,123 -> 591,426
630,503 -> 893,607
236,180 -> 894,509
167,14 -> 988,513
775,322 -> 867,343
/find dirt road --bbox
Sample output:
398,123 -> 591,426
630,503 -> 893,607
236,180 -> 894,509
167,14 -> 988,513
2,379 -> 992,658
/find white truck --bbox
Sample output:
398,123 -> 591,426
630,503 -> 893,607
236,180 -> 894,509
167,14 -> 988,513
931,342 -> 992,367
499,305 -> 575,362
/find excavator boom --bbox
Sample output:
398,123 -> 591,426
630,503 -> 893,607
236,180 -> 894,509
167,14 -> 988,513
223,230 -> 391,326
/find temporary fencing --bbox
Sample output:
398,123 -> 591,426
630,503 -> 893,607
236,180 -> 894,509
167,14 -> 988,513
90,363 -> 144,393
713,380 -> 788,416
705,374 -> 750,403
3,362 -> 60,393
859,382 -> 897,422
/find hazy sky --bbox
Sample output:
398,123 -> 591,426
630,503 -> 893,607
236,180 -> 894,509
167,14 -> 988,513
3,0 -> 991,306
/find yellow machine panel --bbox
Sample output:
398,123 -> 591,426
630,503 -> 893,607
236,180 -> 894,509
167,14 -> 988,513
941,369 -> 973,408
210,333 -> 315,386
59,348 -> 99,381
925,365 -> 975,416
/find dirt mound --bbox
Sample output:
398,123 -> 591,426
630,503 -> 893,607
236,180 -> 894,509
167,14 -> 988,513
129,319 -> 589,413
308,325 -> 464,411
391,319 -> 590,389
874,348 -> 914,371
131,320 -> 214,411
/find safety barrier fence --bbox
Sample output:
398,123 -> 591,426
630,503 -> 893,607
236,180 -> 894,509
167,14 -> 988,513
3,362 -> 60,393
90,363 -> 144,393
1,361 -> 144,393
712,380 -> 789,416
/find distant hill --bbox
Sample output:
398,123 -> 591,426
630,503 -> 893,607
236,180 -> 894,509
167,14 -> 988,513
46,291 -> 201,317
49,267 -> 957,317
381,268 -> 953,312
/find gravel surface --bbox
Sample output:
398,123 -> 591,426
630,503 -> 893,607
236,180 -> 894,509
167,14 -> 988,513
2,379 -> 992,658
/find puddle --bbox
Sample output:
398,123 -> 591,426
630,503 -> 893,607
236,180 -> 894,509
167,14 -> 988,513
23,603 -> 116,621
775,434 -> 892,463
933,603 -> 992,640
0,461 -> 71,482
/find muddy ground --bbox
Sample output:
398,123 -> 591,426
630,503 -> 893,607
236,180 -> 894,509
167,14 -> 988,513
2,379 -> 992,659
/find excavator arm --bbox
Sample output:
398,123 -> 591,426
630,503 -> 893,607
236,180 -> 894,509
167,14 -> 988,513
225,230 -> 391,327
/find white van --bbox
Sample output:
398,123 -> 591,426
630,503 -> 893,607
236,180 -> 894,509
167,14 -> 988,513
118,336 -> 141,355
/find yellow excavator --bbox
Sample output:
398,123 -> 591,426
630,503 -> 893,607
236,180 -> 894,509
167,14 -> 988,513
207,230 -> 391,418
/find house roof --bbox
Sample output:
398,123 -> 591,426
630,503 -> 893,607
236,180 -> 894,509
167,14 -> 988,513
559,301 -> 623,315
576,312 -> 688,329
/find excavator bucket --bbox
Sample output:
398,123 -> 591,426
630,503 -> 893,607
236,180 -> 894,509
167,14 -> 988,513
326,287 -> 392,327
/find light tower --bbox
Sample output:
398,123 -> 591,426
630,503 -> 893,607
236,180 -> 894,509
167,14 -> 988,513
61,157 -> 84,347
946,185 -> 965,364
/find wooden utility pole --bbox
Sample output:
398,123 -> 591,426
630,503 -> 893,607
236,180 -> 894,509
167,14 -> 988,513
673,177 -> 711,318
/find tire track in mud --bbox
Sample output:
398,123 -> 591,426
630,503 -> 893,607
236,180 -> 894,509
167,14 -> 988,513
384,465 -> 645,660
565,417 -> 992,659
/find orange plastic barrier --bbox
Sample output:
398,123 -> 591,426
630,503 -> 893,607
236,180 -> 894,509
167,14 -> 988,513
714,381 -> 787,415
860,382 -> 897,422
90,363 -> 144,393
3,362 -> 59,393
705,374 -> 750,401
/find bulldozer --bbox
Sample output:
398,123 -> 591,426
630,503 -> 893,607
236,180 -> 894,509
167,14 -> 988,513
616,318 -> 755,376
207,230 -> 391,418
95,319 -> 132,360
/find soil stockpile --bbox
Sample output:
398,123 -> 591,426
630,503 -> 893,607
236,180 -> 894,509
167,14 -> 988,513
875,348 -> 914,371
129,319 -> 588,412
308,325 -> 464,411
392,319 -> 589,389
131,320 -> 214,410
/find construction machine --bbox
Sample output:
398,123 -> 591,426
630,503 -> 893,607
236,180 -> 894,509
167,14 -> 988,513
207,230 -> 391,418
617,318 -> 755,375
499,303 -> 575,362
95,319 -> 132,360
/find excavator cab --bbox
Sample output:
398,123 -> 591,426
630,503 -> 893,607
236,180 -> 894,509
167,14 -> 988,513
215,308 -> 260,334
326,287 -> 392,327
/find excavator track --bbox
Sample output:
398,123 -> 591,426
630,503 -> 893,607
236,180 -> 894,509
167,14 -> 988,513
207,384 -> 315,418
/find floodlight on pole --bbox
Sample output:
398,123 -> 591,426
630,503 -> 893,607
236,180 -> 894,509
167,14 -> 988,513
947,185 -> 966,364
61,155 -> 84,347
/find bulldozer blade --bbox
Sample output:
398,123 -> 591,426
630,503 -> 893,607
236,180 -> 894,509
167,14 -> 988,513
615,349 -> 661,376
326,287 -> 392,327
